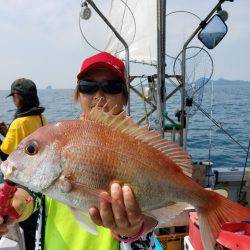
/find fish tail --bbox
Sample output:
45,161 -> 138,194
197,190 -> 250,250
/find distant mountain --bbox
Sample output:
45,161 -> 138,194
212,78 -> 250,85
192,78 -> 250,85
46,85 -> 53,90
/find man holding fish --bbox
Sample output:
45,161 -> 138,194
0,78 -> 47,250
0,52 -> 157,249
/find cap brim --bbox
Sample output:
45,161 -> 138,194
77,62 -> 126,83
6,93 -> 13,98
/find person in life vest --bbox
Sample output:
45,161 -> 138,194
0,78 -> 47,250
0,53 -> 157,250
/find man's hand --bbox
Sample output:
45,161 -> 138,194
0,188 -> 34,236
0,216 -> 14,235
89,183 -> 157,238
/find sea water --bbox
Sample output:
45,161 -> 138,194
0,80 -> 250,173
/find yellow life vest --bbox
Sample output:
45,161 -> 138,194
44,197 -> 119,250
0,115 -> 47,154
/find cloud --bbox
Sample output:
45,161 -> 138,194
0,1 -> 87,89
0,0 -> 249,90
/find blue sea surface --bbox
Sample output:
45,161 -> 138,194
0,80 -> 250,169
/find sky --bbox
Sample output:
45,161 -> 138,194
0,0 -> 249,90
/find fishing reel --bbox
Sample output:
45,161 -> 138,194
143,76 -> 157,103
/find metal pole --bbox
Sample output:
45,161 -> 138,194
238,141 -> 250,203
156,0 -> 166,137
86,0 -> 131,114
180,0 -> 227,146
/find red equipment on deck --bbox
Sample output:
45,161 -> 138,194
189,212 -> 250,250
216,222 -> 250,250
189,212 -> 203,250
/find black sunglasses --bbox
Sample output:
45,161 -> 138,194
78,79 -> 124,95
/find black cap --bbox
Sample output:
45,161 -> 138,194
6,78 -> 37,98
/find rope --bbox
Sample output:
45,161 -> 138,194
192,100 -> 248,154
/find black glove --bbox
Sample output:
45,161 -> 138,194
0,122 -> 8,136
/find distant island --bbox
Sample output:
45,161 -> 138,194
193,78 -> 250,85
212,78 -> 250,85
46,85 -> 53,90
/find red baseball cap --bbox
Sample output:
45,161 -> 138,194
77,52 -> 126,82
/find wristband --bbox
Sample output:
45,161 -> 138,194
110,220 -> 146,243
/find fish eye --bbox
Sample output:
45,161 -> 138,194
24,142 -> 39,156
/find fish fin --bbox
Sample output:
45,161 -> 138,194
147,202 -> 193,228
205,188 -> 228,197
197,190 -> 250,250
89,104 -> 193,177
69,207 -> 98,235
89,105 -> 138,134
65,178 -> 112,203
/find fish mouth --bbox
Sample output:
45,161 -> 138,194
0,160 -> 17,179
0,161 -> 40,192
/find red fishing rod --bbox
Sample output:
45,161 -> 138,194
0,180 -> 20,222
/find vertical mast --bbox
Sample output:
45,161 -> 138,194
156,0 -> 167,137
